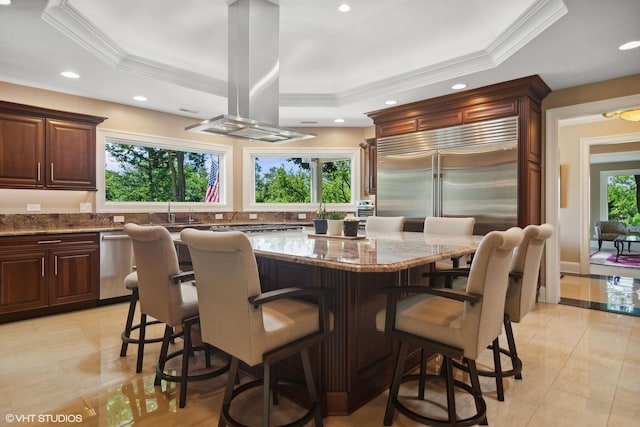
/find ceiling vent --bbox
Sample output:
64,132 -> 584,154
186,0 -> 315,143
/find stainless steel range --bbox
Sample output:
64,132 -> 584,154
209,224 -> 302,233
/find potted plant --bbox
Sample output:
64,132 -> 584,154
342,215 -> 359,237
327,212 -> 343,236
313,203 -> 328,234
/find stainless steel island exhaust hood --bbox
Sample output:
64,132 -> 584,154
186,0 -> 315,143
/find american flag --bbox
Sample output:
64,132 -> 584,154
205,156 -> 219,202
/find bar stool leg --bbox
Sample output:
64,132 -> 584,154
120,290 -> 139,357
136,313 -> 147,373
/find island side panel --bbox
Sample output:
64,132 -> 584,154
257,255 -> 410,415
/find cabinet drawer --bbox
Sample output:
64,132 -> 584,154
0,233 -> 99,251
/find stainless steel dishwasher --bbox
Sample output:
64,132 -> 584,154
99,231 -> 134,300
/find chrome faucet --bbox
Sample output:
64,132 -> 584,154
167,202 -> 175,223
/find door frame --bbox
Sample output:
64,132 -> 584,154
579,134 -> 640,274
544,93 -> 640,303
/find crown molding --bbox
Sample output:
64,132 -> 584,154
42,0 -> 566,109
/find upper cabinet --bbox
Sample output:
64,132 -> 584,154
0,101 -> 106,190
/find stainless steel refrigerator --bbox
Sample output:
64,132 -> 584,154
376,116 -> 519,234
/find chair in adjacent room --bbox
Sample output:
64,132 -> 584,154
365,215 -> 406,233
376,227 -> 523,426
124,223 -> 229,408
119,270 -> 163,373
180,228 -> 332,427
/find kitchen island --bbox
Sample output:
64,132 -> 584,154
175,227 -> 480,415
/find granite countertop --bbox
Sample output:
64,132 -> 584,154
0,222 -> 313,237
0,225 -> 125,237
173,227 -> 481,273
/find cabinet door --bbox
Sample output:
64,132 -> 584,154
45,119 -> 96,190
0,113 -> 45,188
369,142 -> 377,195
0,251 -> 48,314
361,138 -> 377,195
49,246 -> 99,306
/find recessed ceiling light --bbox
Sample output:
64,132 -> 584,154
133,95 -> 147,102
334,118 -> 345,123
338,3 -> 351,12
0,1 -> 12,6
619,40 -> 640,50
385,100 -> 398,105
451,83 -> 467,90
60,71 -> 80,79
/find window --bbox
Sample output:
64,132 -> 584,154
97,129 -> 233,212
243,146 -> 361,211
600,170 -> 640,225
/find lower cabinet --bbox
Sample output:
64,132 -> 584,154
0,233 -> 99,321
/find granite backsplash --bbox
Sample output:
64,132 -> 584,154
0,212 -> 315,232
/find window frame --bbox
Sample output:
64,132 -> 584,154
242,146 -> 361,212
96,128 -> 233,213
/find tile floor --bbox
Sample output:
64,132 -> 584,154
1,274 -> 639,427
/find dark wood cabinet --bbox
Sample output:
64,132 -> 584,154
0,101 -> 105,190
45,119 -> 97,189
0,113 -> 44,187
360,138 -> 377,195
0,250 -> 48,314
366,75 -> 550,228
0,233 -> 99,321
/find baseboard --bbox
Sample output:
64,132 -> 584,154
560,261 -> 580,274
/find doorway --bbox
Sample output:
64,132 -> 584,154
545,93 -> 640,304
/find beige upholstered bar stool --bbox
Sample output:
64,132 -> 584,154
365,215 -> 405,233
376,227 -> 523,426
124,223 -> 229,408
119,271 -> 164,373
180,228 -> 332,427
430,224 -> 553,401
423,216 -> 475,268
480,224 -> 553,400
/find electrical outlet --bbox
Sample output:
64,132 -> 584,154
79,203 -> 92,212
249,213 -> 258,220
215,213 -> 223,220
113,215 -> 125,223
298,213 -> 307,219
27,204 -> 41,212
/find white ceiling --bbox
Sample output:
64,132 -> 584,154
0,0 -> 638,128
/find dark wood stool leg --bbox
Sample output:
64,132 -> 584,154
467,359 -> 488,425
136,313 -> 147,373
301,348 -> 323,427
493,337 -> 505,401
179,322 -> 192,408
418,348 -> 426,400
504,316 -> 522,380
155,325 -> 173,387
263,362 -> 271,427
219,357 -> 239,427
384,341 -> 408,426
120,290 -> 138,357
